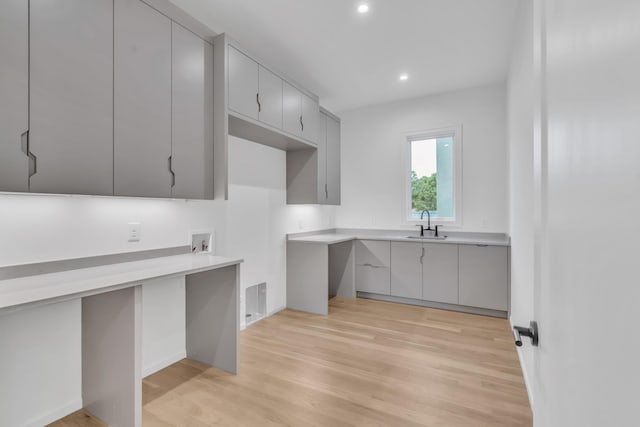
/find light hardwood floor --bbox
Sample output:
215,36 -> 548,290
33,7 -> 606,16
51,297 -> 532,426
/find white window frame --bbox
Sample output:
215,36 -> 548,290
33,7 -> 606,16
403,125 -> 463,228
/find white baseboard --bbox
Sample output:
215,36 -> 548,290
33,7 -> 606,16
510,318 -> 536,414
24,399 -> 83,427
142,350 -> 187,377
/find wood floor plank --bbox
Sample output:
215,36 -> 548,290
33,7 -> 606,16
49,297 -> 532,426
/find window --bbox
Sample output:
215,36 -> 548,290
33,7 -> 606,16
406,127 -> 461,224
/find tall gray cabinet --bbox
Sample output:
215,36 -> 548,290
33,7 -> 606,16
114,0 -> 172,198
30,0 -> 114,195
0,0 -> 29,193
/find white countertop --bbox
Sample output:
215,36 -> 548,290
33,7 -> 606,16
287,229 -> 509,246
0,253 -> 243,312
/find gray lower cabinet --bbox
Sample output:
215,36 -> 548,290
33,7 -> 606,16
228,45 -> 259,121
29,0 -> 114,195
458,245 -> 509,311
0,0 -> 29,192
390,242 -> 422,299
423,243 -> 459,305
171,23 -> 214,199
355,240 -> 390,295
114,0 -> 172,198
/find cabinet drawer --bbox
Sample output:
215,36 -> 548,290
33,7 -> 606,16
355,240 -> 390,267
356,265 -> 390,295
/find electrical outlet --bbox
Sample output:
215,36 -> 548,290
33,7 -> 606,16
128,222 -> 141,242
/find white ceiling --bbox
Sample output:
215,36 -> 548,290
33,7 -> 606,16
170,0 -> 521,113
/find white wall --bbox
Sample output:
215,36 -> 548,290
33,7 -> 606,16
507,0 -> 536,410
336,83 -> 508,232
0,135 -> 335,425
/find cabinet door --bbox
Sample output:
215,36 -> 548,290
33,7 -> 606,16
114,0 -> 172,198
228,46 -> 259,120
459,245 -> 509,311
317,112 -> 328,202
282,82 -> 302,137
258,66 -> 283,129
325,115 -> 341,205
356,240 -> 391,295
356,265 -> 390,295
422,243 -> 459,304
171,23 -> 214,199
29,0 -> 113,195
391,242 -> 423,299
0,0 -> 29,192
301,94 -> 319,144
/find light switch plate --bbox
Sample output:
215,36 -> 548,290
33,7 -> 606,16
128,222 -> 141,242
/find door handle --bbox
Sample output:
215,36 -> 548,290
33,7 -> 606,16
256,93 -> 261,113
300,115 -> 304,132
168,156 -> 176,188
21,130 -> 37,179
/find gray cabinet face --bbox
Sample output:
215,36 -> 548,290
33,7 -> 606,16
171,23 -> 214,199
0,0 -> 29,192
114,0 -> 172,198
317,113 -> 328,202
356,265 -> 390,295
29,0 -> 114,195
258,66 -> 283,129
458,245 -> 508,311
355,240 -> 391,267
228,46 -> 259,121
325,115 -> 341,205
422,243 -> 459,305
301,94 -> 319,144
282,82 -> 302,137
390,242 -> 423,299
355,240 -> 391,294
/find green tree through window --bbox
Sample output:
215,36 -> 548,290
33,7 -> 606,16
411,170 -> 437,212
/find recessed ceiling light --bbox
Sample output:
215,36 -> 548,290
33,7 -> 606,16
357,4 -> 369,14
399,73 -> 409,81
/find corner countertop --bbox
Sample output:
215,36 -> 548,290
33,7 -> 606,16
287,228 -> 510,247
0,253 -> 243,312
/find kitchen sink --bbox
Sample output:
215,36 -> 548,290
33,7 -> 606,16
406,235 -> 447,240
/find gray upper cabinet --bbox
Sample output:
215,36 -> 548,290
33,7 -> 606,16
228,46 -> 259,121
282,82 -> 302,138
390,242 -> 423,300
171,23 -> 214,199
258,66 -> 283,129
325,113 -> 341,205
422,243 -> 459,305
114,0 -> 172,198
300,94 -> 319,144
0,0 -> 29,192
458,245 -> 509,311
29,0 -> 114,195
316,113 -> 328,202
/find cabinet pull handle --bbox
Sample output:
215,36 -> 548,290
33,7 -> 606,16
476,244 -> 489,247
300,115 -> 304,132
168,156 -> 176,188
362,263 -> 384,269
256,93 -> 261,113
325,183 -> 328,200
420,247 -> 425,264
20,130 -> 37,179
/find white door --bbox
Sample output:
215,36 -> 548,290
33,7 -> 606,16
258,66 -> 283,129
531,0 -> 640,425
300,94 -> 319,144
282,82 -> 302,137
228,46 -> 259,120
